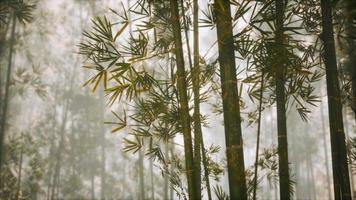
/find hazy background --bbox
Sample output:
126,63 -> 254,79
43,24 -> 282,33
2,0 -> 355,199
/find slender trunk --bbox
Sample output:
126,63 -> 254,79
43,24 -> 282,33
193,0 -> 212,196
122,156 -> 127,199
51,99 -> 69,200
307,152 -> 316,200
352,70 -> 356,122
0,13 -> 16,173
150,158 -> 154,199
89,122 -> 96,200
139,148 -> 145,200
181,0 -> 203,197
91,173 -> 95,200
305,159 -> 311,199
344,0 -> 356,120
262,114 -> 272,199
274,0 -> 290,199
304,122 -> 316,199
16,134 -> 23,200
201,140 -> 212,200
253,72 -> 264,200
270,110 -> 279,198
291,158 -> 305,199
47,142 -> 54,200
46,106 -> 58,200
321,0 -> 352,199
352,74 -> 356,121
100,136 -> 105,200
163,143 -> 169,199
180,0 -> 208,198
320,88 -> 332,199
170,143 -> 174,200
344,107 -> 354,195
287,111 -> 299,198
99,91 -> 106,200
179,0 -> 193,72
169,0 -> 196,199
50,54 -> 77,199
69,118 -> 75,176
30,187 -> 38,200
0,17 -> 11,119
214,1 -> 247,199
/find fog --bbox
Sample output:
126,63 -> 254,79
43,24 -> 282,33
0,0 -> 355,200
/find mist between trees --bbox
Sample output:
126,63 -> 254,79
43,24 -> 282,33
0,0 -> 355,199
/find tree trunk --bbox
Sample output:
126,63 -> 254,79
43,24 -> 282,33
138,148 -> 145,200
344,0 -> 356,120
169,0 -> 197,199
305,123 -> 316,200
50,100 -> 69,200
321,0 -> 352,199
150,157 -> 154,199
99,90 -> 106,200
46,103 -> 58,200
320,87 -> 332,200
307,151 -> 316,200
0,13 -> 16,173
0,16 -> 11,121
16,134 -> 23,200
214,0 -> 247,199
179,0 -> 211,198
170,144 -> 174,200
201,141 -> 212,200
50,80 -> 75,199
253,72 -> 264,200
289,112 -> 301,199
46,142 -> 55,200
181,0 -> 203,197
164,143 -> 169,200
270,111 -> 279,199
122,155 -> 127,199
274,0 -> 290,199
91,173 -> 95,200
343,106 -> 355,196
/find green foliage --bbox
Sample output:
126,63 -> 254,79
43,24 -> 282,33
230,0 -> 323,122
213,185 -> 228,200
13,65 -> 48,99
203,145 -> 224,182
0,0 -> 35,25
105,110 -> 127,133
77,0 -> 330,199
0,132 -> 45,199
79,4 -> 218,199
246,148 -> 296,199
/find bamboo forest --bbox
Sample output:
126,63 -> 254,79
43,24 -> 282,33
1,0 -> 356,199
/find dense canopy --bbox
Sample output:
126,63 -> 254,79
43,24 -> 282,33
0,0 -> 355,199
